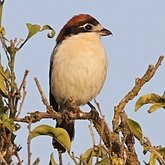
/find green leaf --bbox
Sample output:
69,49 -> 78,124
111,154 -> 124,165
147,147 -> 165,165
148,152 -> 157,165
30,124 -> 71,152
0,114 -> 14,132
0,60 -> 8,96
26,23 -> 55,40
81,146 -> 109,165
4,68 -> 10,78
82,148 -> 93,164
148,103 -> 165,113
134,93 -> 165,111
127,118 -> 143,144
14,123 -> 21,132
26,23 -> 41,39
49,153 -> 57,165
41,25 -> 55,38
158,147 -> 165,157
143,144 -> 150,155
0,27 -> 6,36
97,158 -> 111,165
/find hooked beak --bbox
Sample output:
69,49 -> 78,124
100,28 -> 113,36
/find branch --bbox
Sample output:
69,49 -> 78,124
112,55 -> 164,130
108,55 -> 164,162
14,55 -> 164,161
19,69 -> 29,91
34,77 -> 54,113
120,111 -> 140,164
27,122 -> 32,165
144,137 -> 165,164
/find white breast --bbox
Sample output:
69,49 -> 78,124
51,33 -> 108,105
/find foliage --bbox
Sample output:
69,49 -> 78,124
30,124 -> 71,152
134,93 -> 165,113
0,1 -> 164,165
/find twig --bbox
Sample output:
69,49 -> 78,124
68,152 -> 79,165
15,150 -> 23,165
0,69 -> 15,88
16,38 -> 24,48
34,77 -> 54,113
19,69 -> 29,91
14,109 -> 104,123
0,37 -> 9,60
112,55 -> 164,130
94,98 -> 103,116
58,151 -> 63,165
32,158 -> 40,165
27,122 -> 32,165
94,99 -> 106,145
0,153 -> 8,165
88,121 -> 96,146
144,137 -> 165,164
120,111 -> 140,164
15,84 -> 27,119
18,38 -> 28,50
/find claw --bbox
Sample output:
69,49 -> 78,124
90,110 -> 99,120
87,102 -> 99,120
61,109 -> 71,122
87,102 -> 96,111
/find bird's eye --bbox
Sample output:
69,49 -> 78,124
84,24 -> 92,31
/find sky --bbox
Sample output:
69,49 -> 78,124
2,0 -> 165,164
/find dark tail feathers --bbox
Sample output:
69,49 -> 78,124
52,120 -> 75,152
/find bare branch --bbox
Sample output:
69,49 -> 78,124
32,158 -> 40,165
112,55 -> 164,130
19,69 -> 29,91
0,153 -> 8,165
144,137 -> 165,164
16,83 -> 27,119
34,77 -> 54,113
120,111 -> 140,164
88,121 -> 96,146
27,122 -> 32,165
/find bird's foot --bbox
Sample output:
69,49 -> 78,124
61,109 -> 72,123
66,97 -> 80,113
87,102 -> 99,120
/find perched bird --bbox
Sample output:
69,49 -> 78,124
49,14 -> 112,152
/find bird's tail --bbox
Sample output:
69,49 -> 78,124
52,120 -> 75,152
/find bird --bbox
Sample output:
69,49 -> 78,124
49,14 -> 112,152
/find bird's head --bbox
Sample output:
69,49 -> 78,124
56,14 -> 112,44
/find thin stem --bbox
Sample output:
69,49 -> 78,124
58,151 -> 63,165
0,37 -> 10,60
34,77 -> 54,113
0,153 -> 8,165
144,137 -> 165,164
88,120 -> 96,146
27,122 -> 32,165
112,55 -> 164,130
18,38 -> 28,50
0,0 -> 3,27
19,70 -> 29,91
32,158 -> 40,165
14,70 -> 29,118
68,152 -> 79,165
15,86 -> 27,119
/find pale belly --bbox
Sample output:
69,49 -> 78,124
51,33 -> 108,106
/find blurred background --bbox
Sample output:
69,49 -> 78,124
2,0 -> 165,164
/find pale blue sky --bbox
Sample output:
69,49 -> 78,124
2,0 -> 165,164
